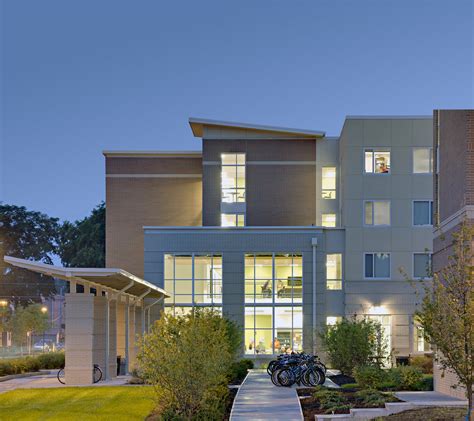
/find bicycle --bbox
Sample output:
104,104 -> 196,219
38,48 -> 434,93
267,352 -> 326,387
57,364 -> 103,384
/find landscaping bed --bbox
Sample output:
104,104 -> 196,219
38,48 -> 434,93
298,387 -> 400,420
377,406 -> 467,421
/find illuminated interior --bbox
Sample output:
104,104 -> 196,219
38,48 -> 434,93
326,253 -> 342,290
322,213 -> 336,227
221,213 -> 245,227
365,150 -> 391,173
322,167 -> 336,199
221,153 -> 246,203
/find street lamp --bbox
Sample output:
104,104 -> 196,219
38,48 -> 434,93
41,306 -> 48,353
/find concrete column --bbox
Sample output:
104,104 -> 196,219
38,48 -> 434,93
93,296 -> 107,372
128,304 -> 137,370
108,299 -> 117,378
65,293 -> 94,385
124,299 -> 130,374
116,300 -> 126,367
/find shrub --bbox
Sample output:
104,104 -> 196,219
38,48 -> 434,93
409,354 -> 433,374
415,374 -> 433,391
227,359 -> 253,384
389,366 -> 424,390
353,366 -> 388,389
137,308 -> 236,420
355,389 -> 397,407
0,354 -> 56,377
318,317 -> 388,375
36,352 -> 65,369
314,389 -> 352,414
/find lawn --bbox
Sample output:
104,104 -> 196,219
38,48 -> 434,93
0,386 -> 155,421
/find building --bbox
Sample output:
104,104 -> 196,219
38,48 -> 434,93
433,109 -> 474,399
104,115 -> 434,360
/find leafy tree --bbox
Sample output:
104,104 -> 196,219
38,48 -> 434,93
8,304 -> 49,353
0,204 -> 59,302
137,308 -> 236,420
319,316 -> 388,375
416,221 -> 474,420
57,202 -> 105,268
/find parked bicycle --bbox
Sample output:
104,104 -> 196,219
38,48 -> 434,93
57,364 -> 103,384
267,352 -> 326,387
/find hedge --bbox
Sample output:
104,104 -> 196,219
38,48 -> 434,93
0,352 -> 64,377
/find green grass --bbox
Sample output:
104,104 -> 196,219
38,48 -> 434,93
0,386 -> 155,421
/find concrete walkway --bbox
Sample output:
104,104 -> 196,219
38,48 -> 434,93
395,391 -> 468,406
230,369 -> 303,421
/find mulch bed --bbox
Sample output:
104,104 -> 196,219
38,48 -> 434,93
223,388 -> 238,421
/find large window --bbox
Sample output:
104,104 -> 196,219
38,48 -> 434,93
364,201 -> 391,226
365,150 -> 390,174
322,214 -> 336,227
413,201 -> 433,226
221,213 -> 245,227
164,254 -> 222,308
221,153 -> 245,203
326,254 -> 342,290
322,167 -> 336,199
413,148 -> 433,173
245,254 -> 303,355
364,253 -> 390,279
413,253 -> 432,279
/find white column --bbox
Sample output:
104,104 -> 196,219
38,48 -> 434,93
312,238 -> 318,354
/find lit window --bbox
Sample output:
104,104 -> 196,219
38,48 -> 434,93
414,253 -> 432,279
364,201 -> 390,226
326,253 -> 342,290
221,213 -> 245,227
322,167 -> 336,199
416,325 -> 425,352
413,148 -> 433,173
413,201 -> 433,226
221,153 -> 245,203
365,253 -> 390,279
322,214 -> 336,227
365,150 -> 390,174
326,316 -> 342,326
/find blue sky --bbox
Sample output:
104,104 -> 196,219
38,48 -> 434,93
1,0 -> 473,221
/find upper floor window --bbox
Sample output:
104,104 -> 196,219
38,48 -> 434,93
365,149 -> 390,174
322,213 -> 336,227
322,167 -> 336,199
326,253 -> 342,290
413,253 -> 432,279
364,200 -> 391,226
413,201 -> 433,226
221,153 -> 245,203
364,253 -> 390,279
413,148 -> 433,173
221,213 -> 245,227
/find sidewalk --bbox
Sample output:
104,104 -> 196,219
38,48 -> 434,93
230,369 -> 303,421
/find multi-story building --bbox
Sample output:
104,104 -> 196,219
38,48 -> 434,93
104,115 -> 434,360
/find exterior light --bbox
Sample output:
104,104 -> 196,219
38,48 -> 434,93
41,306 -> 48,314
368,305 -> 388,315
0,300 -> 8,307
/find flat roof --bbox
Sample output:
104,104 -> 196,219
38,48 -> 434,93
189,117 -> 326,138
4,256 -> 169,299
345,115 -> 432,120
103,150 -> 202,158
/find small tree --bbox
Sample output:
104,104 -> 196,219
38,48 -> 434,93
137,308 -> 237,420
416,221 -> 474,420
8,304 -> 49,354
319,316 -> 388,376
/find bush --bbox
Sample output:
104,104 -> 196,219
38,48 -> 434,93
227,359 -> 253,384
314,389 -> 352,414
353,366 -> 388,389
389,366 -> 424,390
318,317 -> 388,375
36,352 -> 65,369
409,354 -> 433,374
355,389 -> 397,407
0,353 -> 63,377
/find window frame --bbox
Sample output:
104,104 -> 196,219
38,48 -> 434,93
412,147 -> 433,174
363,200 -> 391,227
364,252 -> 391,280
321,167 -> 337,200
321,213 -> 337,227
413,252 -> 433,279
221,213 -> 245,227
364,148 -> 391,175
326,253 -> 343,290
221,153 -> 246,203
412,200 -> 433,227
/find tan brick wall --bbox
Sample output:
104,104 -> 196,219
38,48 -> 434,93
105,156 -> 202,277
434,363 -> 467,399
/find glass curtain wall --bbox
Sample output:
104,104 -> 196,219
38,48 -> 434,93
244,254 -> 303,355
164,254 -> 222,315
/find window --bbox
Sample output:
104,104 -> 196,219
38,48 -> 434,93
326,253 -> 342,290
364,201 -> 390,226
221,213 -> 245,227
322,167 -> 336,199
365,253 -> 390,278
413,201 -> 433,226
415,325 -> 426,352
221,153 -> 245,203
414,253 -> 432,278
245,254 -> 303,355
365,150 -> 390,174
326,316 -> 342,326
322,214 -> 336,227
164,254 -> 222,308
413,148 -> 433,173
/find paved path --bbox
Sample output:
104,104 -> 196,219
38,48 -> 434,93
230,369 -> 303,421
395,391 -> 468,406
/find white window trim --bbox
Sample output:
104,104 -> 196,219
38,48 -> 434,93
364,148 -> 391,175
412,147 -> 434,174
412,252 -> 433,280
321,167 -> 337,200
363,252 -> 391,280
412,200 -> 433,227
363,200 -> 391,227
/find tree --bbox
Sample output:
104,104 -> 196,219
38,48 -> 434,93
8,304 -> 49,354
318,316 -> 388,376
137,308 -> 236,419
416,221 -> 474,420
57,202 -> 105,268
0,204 -> 59,302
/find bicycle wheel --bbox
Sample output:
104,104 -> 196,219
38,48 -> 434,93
93,366 -> 103,383
300,369 -> 312,387
277,368 -> 295,387
267,360 -> 277,375
304,368 -> 321,387
316,367 -> 326,385
57,368 -> 65,385
271,369 -> 282,386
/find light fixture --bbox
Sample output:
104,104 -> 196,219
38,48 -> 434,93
0,300 -> 8,307
368,305 -> 388,315
41,306 -> 48,314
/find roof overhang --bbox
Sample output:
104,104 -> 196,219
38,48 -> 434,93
4,256 -> 169,299
189,117 -> 325,138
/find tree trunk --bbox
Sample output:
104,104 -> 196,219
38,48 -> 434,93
467,384 -> 473,421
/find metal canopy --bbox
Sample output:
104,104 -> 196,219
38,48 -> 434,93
4,256 -> 169,299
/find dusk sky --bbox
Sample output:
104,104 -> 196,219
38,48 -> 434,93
2,0 -> 473,222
